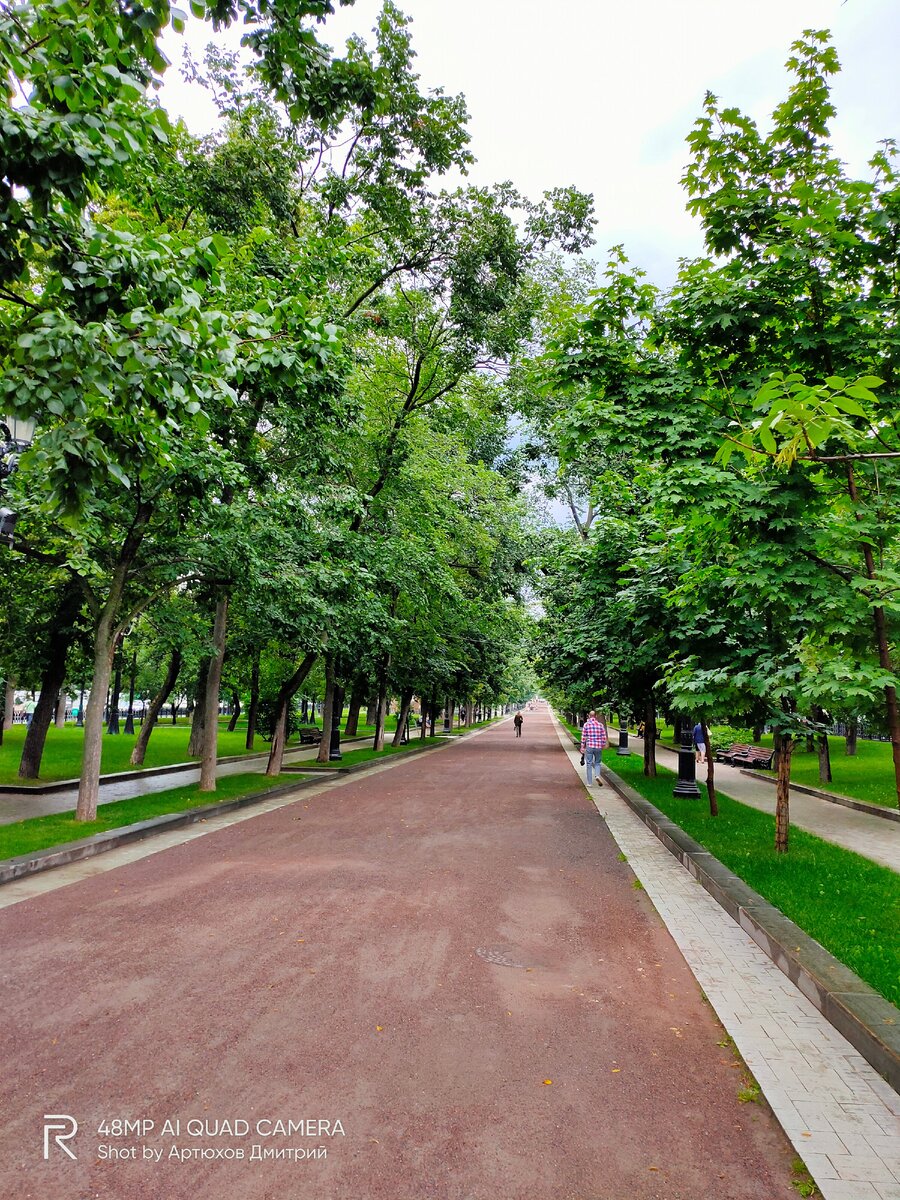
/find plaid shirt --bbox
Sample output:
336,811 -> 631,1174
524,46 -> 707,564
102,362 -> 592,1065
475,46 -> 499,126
580,717 -> 608,751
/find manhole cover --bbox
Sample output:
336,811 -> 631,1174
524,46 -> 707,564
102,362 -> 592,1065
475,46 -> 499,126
475,947 -> 528,969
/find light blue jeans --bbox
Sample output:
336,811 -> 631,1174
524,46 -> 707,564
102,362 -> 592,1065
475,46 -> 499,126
584,745 -> 603,784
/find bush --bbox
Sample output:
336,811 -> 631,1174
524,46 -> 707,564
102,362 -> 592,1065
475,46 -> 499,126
707,725 -> 754,752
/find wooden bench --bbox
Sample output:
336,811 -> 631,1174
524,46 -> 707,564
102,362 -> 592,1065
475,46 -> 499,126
715,742 -> 775,769
297,727 -> 322,745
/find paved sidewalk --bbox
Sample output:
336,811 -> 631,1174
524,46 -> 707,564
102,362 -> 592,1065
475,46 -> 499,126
0,736 -> 372,826
556,717 -> 900,1200
630,737 -> 899,874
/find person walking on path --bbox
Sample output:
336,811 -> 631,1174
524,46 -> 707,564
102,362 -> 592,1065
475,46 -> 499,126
513,712 -> 523,738
693,720 -> 707,764
580,709 -> 608,786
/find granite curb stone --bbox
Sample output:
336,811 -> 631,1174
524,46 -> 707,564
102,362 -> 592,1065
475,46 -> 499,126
0,775 -> 326,884
739,767 -> 900,823
601,761 -> 900,1094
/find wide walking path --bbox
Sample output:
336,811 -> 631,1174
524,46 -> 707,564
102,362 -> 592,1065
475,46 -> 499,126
631,736 -> 899,874
1,709 -> 801,1200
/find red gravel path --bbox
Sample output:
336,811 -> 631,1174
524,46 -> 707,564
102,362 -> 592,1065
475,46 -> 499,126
0,705 -> 796,1200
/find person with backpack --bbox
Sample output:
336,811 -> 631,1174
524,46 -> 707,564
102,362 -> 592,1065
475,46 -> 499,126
580,710 -> 608,786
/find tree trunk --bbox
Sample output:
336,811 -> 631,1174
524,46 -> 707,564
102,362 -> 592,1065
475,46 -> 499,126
701,719 -> 718,816
171,696 -> 179,724
123,650 -> 137,736
130,648 -> 182,766
76,618 -> 118,821
391,688 -> 414,747
227,690 -> 241,732
812,706 -> 832,783
365,695 -> 378,728
372,655 -> 391,752
2,678 -> 13,732
18,584 -> 81,779
643,695 -> 657,778
817,733 -> 832,783
245,652 -> 260,750
187,658 -> 210,757
344,678 -> 365,738
317,657 -> 336,764
265,653 -> 316,776
106,647 -> 123,735
772,729 -> 782,772
199,595 -> 229,792
752,723 -> 763,743
54,689 -> 67,729
845,719 -> 858,756
775,733 -> 793,853
846,463 -> 900,809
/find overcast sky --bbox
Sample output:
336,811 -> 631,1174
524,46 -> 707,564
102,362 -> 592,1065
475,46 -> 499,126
159,0 -> 900,288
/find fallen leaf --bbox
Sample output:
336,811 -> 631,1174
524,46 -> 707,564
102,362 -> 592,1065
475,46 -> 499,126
543,1079 -> 552,1085
376,1026 -> 383,1032
611,1068 -> 621,1073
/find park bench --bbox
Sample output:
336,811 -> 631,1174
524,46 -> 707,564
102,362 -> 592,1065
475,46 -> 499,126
715,742 -> 775,770
297,727 -> 322,745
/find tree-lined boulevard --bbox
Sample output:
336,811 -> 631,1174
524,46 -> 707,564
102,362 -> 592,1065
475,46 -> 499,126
2,1 -> 899,1196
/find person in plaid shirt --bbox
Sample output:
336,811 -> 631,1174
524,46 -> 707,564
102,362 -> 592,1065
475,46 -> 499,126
580,710 -> 608,787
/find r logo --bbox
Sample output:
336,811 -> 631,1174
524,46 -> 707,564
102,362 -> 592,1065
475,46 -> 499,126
43,1114 -> 78,1160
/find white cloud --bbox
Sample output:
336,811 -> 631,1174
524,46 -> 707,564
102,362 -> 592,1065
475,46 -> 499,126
158,0 -> 900,287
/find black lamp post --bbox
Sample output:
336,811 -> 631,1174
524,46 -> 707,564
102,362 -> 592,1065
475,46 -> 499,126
443,698 -> 451,734
0,414 -> 37,546
673,717 -> 701,797
617,713 -> 630,756
329,684 -> 344,761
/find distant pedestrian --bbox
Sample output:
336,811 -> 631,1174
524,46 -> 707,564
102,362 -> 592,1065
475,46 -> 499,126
580,710 -> 608,786
693,721 -> 706,764
513,712 -> 523,738
23,697 -> 36,727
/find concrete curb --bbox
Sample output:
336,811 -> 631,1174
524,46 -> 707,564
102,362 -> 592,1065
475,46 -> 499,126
0,737 -> 370,796
601,761 -> 900,1094
739,768 -> 900,823
0,724 -> 496,885
0,775 -> 327,885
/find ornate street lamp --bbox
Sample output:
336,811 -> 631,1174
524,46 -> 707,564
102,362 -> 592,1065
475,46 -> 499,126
673,718 -> 701,798
616,713 -> 630,756
0,414 -> 37,545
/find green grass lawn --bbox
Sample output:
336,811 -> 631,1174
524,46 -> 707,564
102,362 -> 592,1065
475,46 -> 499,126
303,737 -> 445,768
605,750 -> 900,1008
0,709 -> 402,786
653,724 -> 898,810
0,772 -> 300,860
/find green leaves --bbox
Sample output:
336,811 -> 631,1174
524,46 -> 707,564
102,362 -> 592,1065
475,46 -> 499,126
713,371 -> 890,468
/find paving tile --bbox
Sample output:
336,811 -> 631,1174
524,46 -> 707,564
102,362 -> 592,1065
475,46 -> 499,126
828,1155 -> 899,1184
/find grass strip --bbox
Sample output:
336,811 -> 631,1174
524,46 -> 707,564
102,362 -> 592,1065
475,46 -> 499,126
0,711 -> 403,786
305,737 -> 445,767
0,772 -> 301,860
604,749 -> 900,1008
